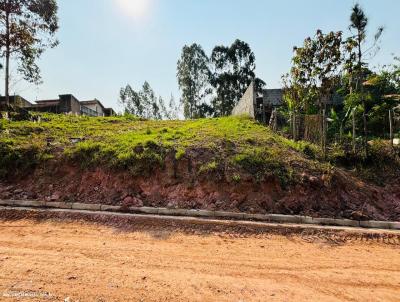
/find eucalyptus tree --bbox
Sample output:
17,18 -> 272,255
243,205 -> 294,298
0,0 -> 59,107
120,82 -> 169,120
164,94 -> 180,120
140,81 -> 158,119
210,39 -> 265,116
177,43 -> 211,119
120,84 -> 143,116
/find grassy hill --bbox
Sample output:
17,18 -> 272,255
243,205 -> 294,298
1,113 -> 399,221
0,113 -> 326,181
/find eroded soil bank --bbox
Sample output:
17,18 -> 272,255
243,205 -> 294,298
2,115 -> 400,222
1,155 -> 400,221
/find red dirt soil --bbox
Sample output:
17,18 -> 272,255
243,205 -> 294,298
0,210 -> 399,302
1,157 -> 400,221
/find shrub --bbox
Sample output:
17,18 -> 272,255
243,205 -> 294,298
175,148 -> 186,160
0,141 -> 42,178
232,174 -> 241,183
233,148 -> 289,182
198,161 -> 218,174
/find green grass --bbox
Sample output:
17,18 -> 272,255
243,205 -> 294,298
0,113 -> 330,182
198,161 -> 218,174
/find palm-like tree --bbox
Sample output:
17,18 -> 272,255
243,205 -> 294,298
349,3 -> 369,155
350,4 -> 367,69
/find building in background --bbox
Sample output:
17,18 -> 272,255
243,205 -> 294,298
32,94 -> 82,115
0,95 -> 33,108
232,82 -> 284,124
103,107 -> 117,116
232,81 -> 344,124
80,99 -> 107,116
1,94 -> 115,117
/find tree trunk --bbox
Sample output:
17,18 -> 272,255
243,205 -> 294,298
5,50 -> 10,107
352,109 -> 356,154
349,74 -> 353,95
5,7 -> 10,107
362,100 -> 368,157
292,112 -> 297,141
322,108 -> 327,159
389,109 -> 394,150
357,31 -> 368,157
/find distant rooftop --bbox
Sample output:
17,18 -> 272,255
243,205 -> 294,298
81,99 -> 106,110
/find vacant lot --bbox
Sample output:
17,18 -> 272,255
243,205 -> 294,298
0,217 -> 399,302
2,114 -> 400,222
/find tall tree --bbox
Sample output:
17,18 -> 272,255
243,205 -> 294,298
177,43 -> 211,119
119,82 -> 167,120
210,39 -> 265,116
282,73 -> 314,114
284,30 -> 343,114
160,94 -> 180,120
363,71 -> 399,136
392,56 -> 400,92
0,0 -> 59,107
346,3 -> 384,155
284,30 -> 343,149
120,84 -> 143,116
140,81 -> 157,119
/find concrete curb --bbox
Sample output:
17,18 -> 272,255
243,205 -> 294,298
13,200 -> 46,208
72,203 -> 101,211
310,217 -> 360,228
0,199 -> 399,231
45,201 -> 73,209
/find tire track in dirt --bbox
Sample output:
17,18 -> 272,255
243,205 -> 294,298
0,216 -> 399,302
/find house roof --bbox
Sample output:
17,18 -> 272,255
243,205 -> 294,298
0,95 -> 33,106
31,101 -> 60,107
81,99 -> 106,110
35,99 -> 60,104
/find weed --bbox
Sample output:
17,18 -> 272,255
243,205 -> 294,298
232,174 -> 241,183
198,161 -> 218,174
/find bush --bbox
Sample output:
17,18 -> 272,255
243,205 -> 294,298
175,148 -> 186,160
198,161 -> 218,174
0,141 -> 42,179
233,148 -> 291,185
231,174 -> 241,183
65,139 -> 166,176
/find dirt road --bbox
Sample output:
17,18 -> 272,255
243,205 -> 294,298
0,212 -> 399,301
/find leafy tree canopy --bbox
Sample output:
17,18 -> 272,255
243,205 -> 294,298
177,43 -> 211,119
210,39 -> 265,116
283,30 -> 343,113
120,82 -> 178,120
0,0 -> 59,87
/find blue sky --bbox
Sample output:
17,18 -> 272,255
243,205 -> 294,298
4,0 -> 400,111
